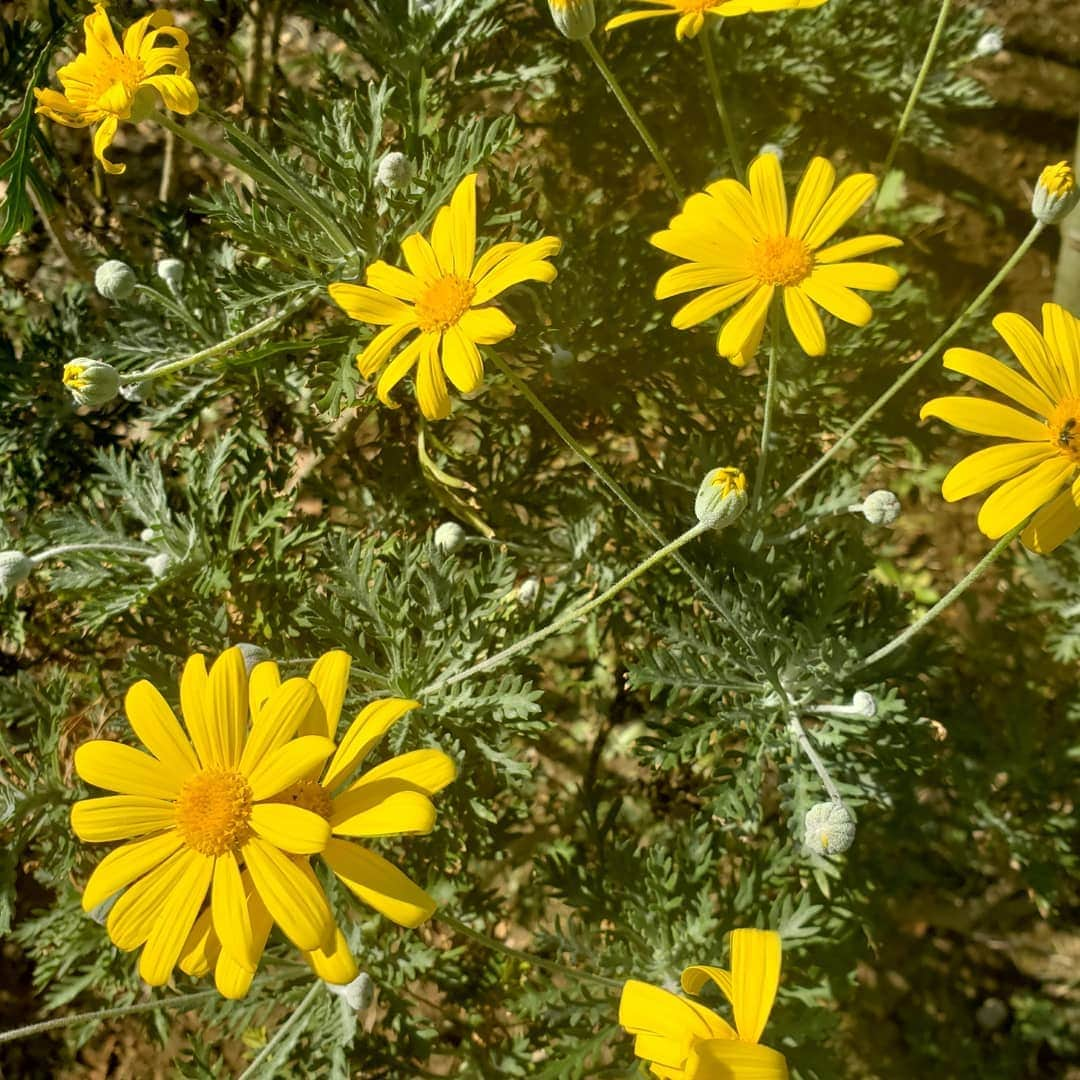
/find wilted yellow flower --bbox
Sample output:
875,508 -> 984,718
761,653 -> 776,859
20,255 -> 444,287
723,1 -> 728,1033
619,929 -> 788,1078
329,173 -> 561,420
180,651 -> 457,997
920,303 -> 1080,554
34,4 -> 198,175
606,0 -> 828,42
71,647 -> 337,989
652,153 -> 900,366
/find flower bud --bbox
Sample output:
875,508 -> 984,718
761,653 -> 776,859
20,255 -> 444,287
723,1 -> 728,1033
94,259 -> 136,300
144,553 -> 171,578
1032,161 -> 1079,225
139,527 -> 157,543
63,360 -> 120,409
517,576 -> 540,607
434,521 -> 467,555
156,258 -> 184,293
236,643 -> 272,673
758,142 -> 784,162
975,997 -> 1008,1032
803,801 -> 856,856
854,489 -> 901,526
973,28 -> 1003,57
327,972 -> 373,1011
548,0 -> 595,40
695,467 -> 748,530
376,152 -> 415,190
851,690 -> 877,718
0,550 -> 33,595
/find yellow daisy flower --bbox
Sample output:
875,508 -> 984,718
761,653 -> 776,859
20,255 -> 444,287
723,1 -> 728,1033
606,0 -> 829,42
920,303 -> 1080,554
619,930 -> 788,1079
180,651 -> 457,997
71,647 -> 338,989
34,4 -> 198,176
328,173 -> 561,420
652,153 -> 901,366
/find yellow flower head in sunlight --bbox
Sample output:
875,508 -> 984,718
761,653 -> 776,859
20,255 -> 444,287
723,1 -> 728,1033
71,647 -> 337,990
329,173 -> 561,421
920,303 -> 1080,554
652,153 -> 901,367
34,4 -> 198,175
179,651 -> 457,998
606,0 -> 828,42
620,929 -> 788,1079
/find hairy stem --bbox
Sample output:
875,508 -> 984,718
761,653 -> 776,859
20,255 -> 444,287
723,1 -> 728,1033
699,28 -> 744,181
237,982 -> 321,1080
752,304 -> 782,511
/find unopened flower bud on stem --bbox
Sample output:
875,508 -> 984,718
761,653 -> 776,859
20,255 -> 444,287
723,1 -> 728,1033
695,467 -> 748,530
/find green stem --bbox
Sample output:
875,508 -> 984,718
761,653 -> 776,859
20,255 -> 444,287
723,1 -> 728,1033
857,524 -> 1022,671
752,303 -> 782,511
30,542 -> 151,563
419,520 -> 710,697
875,0 -> 953,207
237,982 -> 321,1080
786,710 -> 843,802
699,28 -> 743,181
580,36 -> 685,201
438,913 -> 621,991
123,286 -> 320,385
777,220 -> 1046,507
0,989 -> 221,1046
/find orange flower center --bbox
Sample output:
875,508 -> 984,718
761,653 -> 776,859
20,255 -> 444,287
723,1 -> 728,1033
1049,397 -> 1080,463
175,769 -> 253,856
749,235 -> 814,287
416,275 -> 475,333
275,778 -> 333,820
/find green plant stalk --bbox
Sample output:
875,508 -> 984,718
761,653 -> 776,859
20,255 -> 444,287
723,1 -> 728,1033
155,112 -> 354,258
420,519 -> 710,697
875,0 -> 954,206
777,220 -> 1046,506
123,286 -> 320,385
857,523 -> 1023,670
699,28 -> 744,181
237,982 -> 321,1080
438,913 -> 622,991
752,303 -> 782,510
30,542 -> 151,563
786,711 -> 843,802
580,36 -> 685,201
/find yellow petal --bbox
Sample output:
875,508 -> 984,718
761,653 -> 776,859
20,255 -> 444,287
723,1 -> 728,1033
814,234 -> 902,264
416,333 -> 451,420
448,173 -> 477,277
783,287 -> 826,356
441,324 -> 485,394
457,307 -> 516,345
303,928 -> 359,986
604,10 -> 673,31
323,698 -> 421,791
632,1031 -> 689,1070
365,261 -> 422,302
357,320 -> 417,379
81,831 -> 184,911
139,851 -> 213,986
401,233 -> 442,285
106,848 -> 191,951
919,397 -> 1049,441
375,334 -> 424,408
250,803 -> 331,853
686,1039 -> 789,1080
179,906 -> 217,978
238,678 -> 318,777
122,9 -> 174,59
1043,302 -> 1080,396
429,206 -> 455,276
672,280 -> 757,330
248,660 -> 281,721
212,851 -> 258,972
656,263 -> 754,300
93,115 -> 124,175
243,839 -> 333,951
681,964 -> 734,1001
788,157 -> 835,241
84,4 -> 123,59
245,735 -> 335,801
803,173 -> 877,250
993,312 -> 1067,402
302,650 -> 351,739
328,282 -> 413,326
323,838 -> 436,927
977,457 -> 1075,539
468,241 -> 524,286
215,885 -> 273,1000
717,285 -> 773,359
703,179 -> 765,244
942,443 -> 1056,502
207,647 -> 248,769
943,347 -> 1054,418
810,262 -> 900,292
142,73 -> 199,115
330,787 -> 436,837
748,153 -> 787,237
799,274 -> 872,326
75,740 -> 181,799
347,747 -> 457,796
124,680 -> 198,777
618,979 -> 735,1041
71,796 -> 175,843
180,653 -> 217,768
1022,476 -> 1080,554
730,928 -> 781,1044
472,237 -> 560,305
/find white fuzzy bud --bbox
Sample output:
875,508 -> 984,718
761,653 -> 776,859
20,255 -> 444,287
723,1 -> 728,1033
851,690 -> 877,718
548,0 -> 595,40
156,258 -> 184,293
973,28 -> 1003,57
434,521 -> 467,555
517,577 -> 540,607
143,553 -> 171,578
695,467 -> 748,530
0,550 -> 33,595
94,260 -> 136,300
975,997 -> 1008,1031
376,152 -> 416,190
854,489 -> 901,526
327,972 -> 373,1011
236,643 -> 272,673
758,142 -> 785,162
1032,161 -> 1079,225
139,527 -> 157,543
63,359 -> 120,409
548,343 -> 574,379
803,801 -> 856,856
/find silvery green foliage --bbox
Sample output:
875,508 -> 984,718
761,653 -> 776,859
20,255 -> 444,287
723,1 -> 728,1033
0,2 -> 1075,1079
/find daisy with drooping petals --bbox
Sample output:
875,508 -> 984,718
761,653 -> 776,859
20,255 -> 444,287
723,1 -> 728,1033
34,4 -> 198,176
652,153 -> 901,367
328,173 -> 561,420
71,646 -> 337,989
180,651 -> 457,997
619,929 -> 788,1079
920,303 -> 1080,554
605,0 -> 829,42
